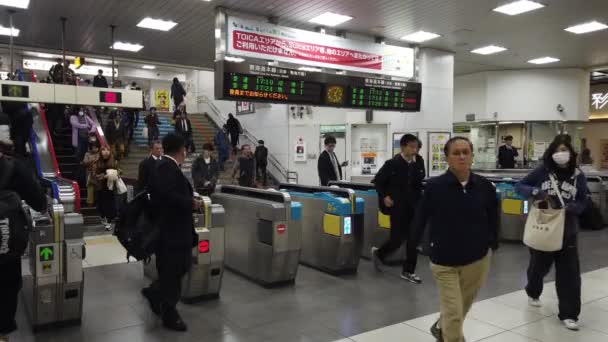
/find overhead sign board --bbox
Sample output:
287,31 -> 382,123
226,16 -> 414,78
22,59 -> 117,77
590,84 -> 608,119
216,61 -> 421,112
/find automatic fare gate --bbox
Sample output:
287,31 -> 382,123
144,196 -> 225,302
22,200 -> 86,331
211,185 -> 302,286
279,183 -> 364,275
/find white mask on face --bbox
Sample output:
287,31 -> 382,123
552,151 -> 570,166
78,111 -> 84,116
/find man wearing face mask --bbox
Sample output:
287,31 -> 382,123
412,137 -> 498,342
515,135 -> 587,331
143,133 -> 200,332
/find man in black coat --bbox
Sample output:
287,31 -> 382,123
135,141 -> 162,194
174,112 -> 194,153
92,69 -> 108,88
226,113 -> 240,153
498,135 -> 518,169
254,140 -> 268,186
142,133 -> 200,332
317,135 -> 347,186
371,134 -> 426,283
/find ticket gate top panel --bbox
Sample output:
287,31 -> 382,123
328,181 -> 377,193
279,183 -> 364,215
281,191 -> 352,216
291,202 -> 302,221
216,185 -> 292,203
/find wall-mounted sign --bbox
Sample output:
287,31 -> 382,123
465,113 -> 476,122
155,89 -> 169,110
73,57 -> 85,69
22,59 -> 117,77
216,61 -> 422,112
428,132 -> 451,177
99,91 -> 123,104
294,137 -> 306,162
1,84 -> 29,98
236,101 -> 255,115
590,84 -> 608,119
226,16 -> 414,78
320,125 -> 346,134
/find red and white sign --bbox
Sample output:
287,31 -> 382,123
276,224 -> 287,235
227,16 -> 414,78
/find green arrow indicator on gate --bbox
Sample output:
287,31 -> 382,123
40,247 -> 54,261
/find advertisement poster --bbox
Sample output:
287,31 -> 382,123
294,137 -> 306,162
227,16 -> 414,78
361,152 -> 378,175
392,132 -> 418,156
236,101 -> 255,115
601,140 -> 608,169
155,89 -> 169,110
428,132 -> 451,177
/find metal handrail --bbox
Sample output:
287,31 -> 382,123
199,94 -> 298,183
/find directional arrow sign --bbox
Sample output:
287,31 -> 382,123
39,246 -> 54,261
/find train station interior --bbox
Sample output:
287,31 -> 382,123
1,0 -> 608,341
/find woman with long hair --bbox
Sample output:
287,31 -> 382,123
91,145 -> 120,230
515,135 -> 588,331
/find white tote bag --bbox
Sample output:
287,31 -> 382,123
523,174 -> 565,252
115,177 -> 128,195
142,127 -> 149,139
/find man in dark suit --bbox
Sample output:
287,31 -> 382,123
498,135 -> 518,169
142,133 -> 200,332
175,112 -> 194,153
317,135 -> 347,186
135,141 -> 162,194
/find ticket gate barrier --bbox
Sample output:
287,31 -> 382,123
211,185 -> 302,287
22,201 -> 86,331
279,183 -> 364,275
144,196 -> 225,302
328,181 -> 381,260
586,176 -> 608,225
490,179 -> 527,242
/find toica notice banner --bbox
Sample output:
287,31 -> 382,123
227,16 -> 414,78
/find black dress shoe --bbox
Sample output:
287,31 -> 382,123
430,319 -> 443,342
141,287 -> 161,316
161,307 -> 188,332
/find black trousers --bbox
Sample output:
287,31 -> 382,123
230,132 -> 239,151
151,248 -> 191,309
96,189 -> 117,220
377,205 -> 418,273
257,163 -> 267,186
525,235 -> 581,320
0,258 -> 21,335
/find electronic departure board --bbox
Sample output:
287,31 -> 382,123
99,91 -> 122,104
2,84 -> 29,98
216,61 -> 421,112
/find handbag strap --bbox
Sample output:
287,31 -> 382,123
549,173 -> 565,207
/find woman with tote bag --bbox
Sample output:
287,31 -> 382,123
515,135 -> 588,331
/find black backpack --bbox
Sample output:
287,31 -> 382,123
113,190 -> 160,262
0,157 -> 32,263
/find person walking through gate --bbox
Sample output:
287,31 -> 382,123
515,135 -> 587,331
136,141 -> 162,194
142,133 -> 200,332
371,134 -> 426,283
412,137 -> 499,342
255,140 -> 269,187
192,143 -> 219,195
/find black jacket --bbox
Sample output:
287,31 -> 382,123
0,155 -> 47,213
93,75 -> 108,88
498,145 -> 518,169
413,170 -> 498,266
175,118 -> 192,137
192,157 -> 219,190
149,158 -> 195,250
318,150 -> 342,186
136,156 -> 158,194
255,145 -> 268,166
105,119 -> 126,144
171,83 -> 186,105
374,154 -> 425,210
226,117 -> 240,135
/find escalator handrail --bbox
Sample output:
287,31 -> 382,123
37,104 -> 61,177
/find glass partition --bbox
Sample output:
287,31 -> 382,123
469,124 -> 498,169
526,122 -> 562,168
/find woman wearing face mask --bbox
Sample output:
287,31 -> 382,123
515,135 -> 588,331
69,107 -> 96,162
91,145 -> 120,230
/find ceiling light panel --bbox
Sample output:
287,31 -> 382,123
401,31 -> 441,42
89,58 -> 112,65
565,21 -> 608,34
493,1 -> 545,16
528,57 -> 560,64
137,17 -> 177,31
471,45 -> 507,55
0,0 -> 29,9
111,42 -> 144,52
0,25 -> 19,37
308,12 -> 353,27
142,65 -> 156,69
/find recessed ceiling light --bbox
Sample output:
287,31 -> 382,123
111,42 -> 144,52
528,57 -> 560,64
400,30 -> 441,43
89,58 -> 112,65
142,65 -> 156,70
493,0 -> 545,16
471,45 -> 507,55
298,66 -> 322,72
224,56 -> 245,63
0,0 -> 29,9
136,17 -> 177,31
0,25 -> 19,37
565,21 -> 608,34
308,12 -> 353,27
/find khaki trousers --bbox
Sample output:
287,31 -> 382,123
431,251 -> 492,342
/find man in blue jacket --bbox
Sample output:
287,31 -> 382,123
412,137 -> 498,342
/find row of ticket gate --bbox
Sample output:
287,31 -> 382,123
23,171 -> 608,332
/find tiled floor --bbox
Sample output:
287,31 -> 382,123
10,229 -> 608,342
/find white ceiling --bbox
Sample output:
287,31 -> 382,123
0,0 -> 607,75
